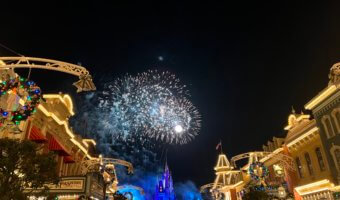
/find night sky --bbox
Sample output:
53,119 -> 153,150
2,1 -> 340,187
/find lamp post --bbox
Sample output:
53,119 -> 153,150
277,186 -> 287,199
103,177 -> 111,200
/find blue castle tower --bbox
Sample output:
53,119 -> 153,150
153,162 -> 176,200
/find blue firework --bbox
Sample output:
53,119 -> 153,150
97,70 -> 201,144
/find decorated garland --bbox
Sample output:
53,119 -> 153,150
0,76 -> 42,126
249,161 -> 269,182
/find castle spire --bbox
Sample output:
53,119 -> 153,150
165,151 -> 169,173
154,155 -> 176,200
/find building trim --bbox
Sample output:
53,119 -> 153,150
295,179 -> 334,196
286,127 -> 319,148
43,94 -> 75,116
305,85 -> 337,110
37,104 -> 95,160
284,114 -> 310,130
310,89 -> 340,117
260,148 -> 283,163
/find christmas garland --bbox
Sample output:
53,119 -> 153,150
0,76 -> 42,126
249,161 -> 269,181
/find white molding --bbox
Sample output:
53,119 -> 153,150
331,108 -> 340,133
322,115 -> 336,138
305,85 -> 337,110
330,144 -> 340,172
286,127 -> 319,147
312,89 -> 340,115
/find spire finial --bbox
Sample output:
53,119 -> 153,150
165,149 -> 169,172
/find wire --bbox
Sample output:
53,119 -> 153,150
0,42 -> 24,57
0,42 -> 31,79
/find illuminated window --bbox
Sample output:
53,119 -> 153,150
304,153 -> 314,176
315,147 -> 326,171
322,116 -> 335,138
296,157 -> 303,178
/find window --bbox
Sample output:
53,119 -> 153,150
322,116 -> 336,138
305,153 -> 314,176
296,157 -> 303,178
315,148 -> 326,171
332,109 -> 340,133
336,111 -> 340,126
330,146 -> 340,172
230,175 -> 235,184
334,149 -> 340,170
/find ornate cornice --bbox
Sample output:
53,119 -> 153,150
313,90 -> 340,118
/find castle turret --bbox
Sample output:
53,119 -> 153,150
154,162 -> 176,200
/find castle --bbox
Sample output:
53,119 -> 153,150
154,163 -> 176,200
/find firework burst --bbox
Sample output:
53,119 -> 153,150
98,70 -> 201,144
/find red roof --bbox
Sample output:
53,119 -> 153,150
63,156 -> 75,163
48,136 -> 70,156
29,126 -> 47,143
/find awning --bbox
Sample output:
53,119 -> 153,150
63,155 -> 75,163
29,126 -> 47,143
48,136 -> 70,156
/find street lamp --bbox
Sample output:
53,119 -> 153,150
277,186 -> 287,199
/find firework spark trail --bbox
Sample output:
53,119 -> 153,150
96,70 -> 201,144
70,70 -> 202,198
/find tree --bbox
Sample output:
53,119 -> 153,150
243,187 -> 270,200
112,192 -> 128,200
0,138 -> 59,200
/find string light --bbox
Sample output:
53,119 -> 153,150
0,76 -> 42,126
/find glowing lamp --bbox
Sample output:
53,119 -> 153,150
277,186 -> 287,198
34,89 -> 40,94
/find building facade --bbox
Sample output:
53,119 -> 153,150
214,154 -> 244,200
0,92 -> 114,199
199,63 -> 340,200
282,110 -> 333,199
305,63 -> 340,185
261,138 -> 290,197
259,63 -> 340,200
296,62 -> 340,199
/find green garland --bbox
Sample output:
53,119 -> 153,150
249,161 -> 269,182
0,76 -> 42,126
334,192 -> 340,199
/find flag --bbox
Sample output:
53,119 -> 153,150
216,141 -> 222,150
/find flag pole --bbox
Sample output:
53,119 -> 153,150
220,140 -> 223,154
